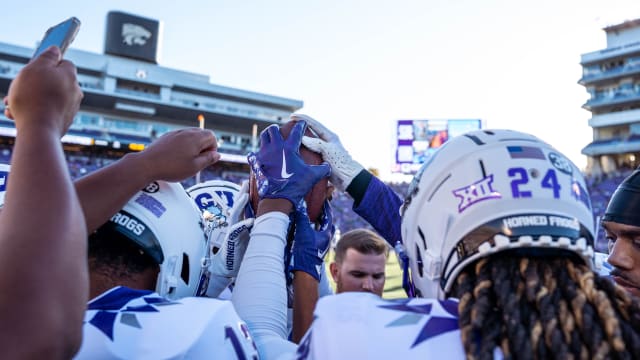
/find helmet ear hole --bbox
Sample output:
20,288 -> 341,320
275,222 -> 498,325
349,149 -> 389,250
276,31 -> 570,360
418,226 -> 427,250
415,244 -> 424,277
181,253 -> 190,285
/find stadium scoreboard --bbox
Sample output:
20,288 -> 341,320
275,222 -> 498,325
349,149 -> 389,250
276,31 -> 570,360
393,119 -> 483,174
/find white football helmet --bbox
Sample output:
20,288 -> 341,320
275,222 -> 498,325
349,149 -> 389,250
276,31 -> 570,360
97,181 -> 209,299
400,129 -> 595,299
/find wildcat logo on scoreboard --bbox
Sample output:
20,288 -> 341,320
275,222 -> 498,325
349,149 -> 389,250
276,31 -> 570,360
104,11 -> 161,64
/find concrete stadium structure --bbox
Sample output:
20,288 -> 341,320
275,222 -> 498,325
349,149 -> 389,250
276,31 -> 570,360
0,11 -> 302,169
580,18 -> 640,177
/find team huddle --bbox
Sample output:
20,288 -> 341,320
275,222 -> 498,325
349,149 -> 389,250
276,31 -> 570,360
2,46 -> 640,359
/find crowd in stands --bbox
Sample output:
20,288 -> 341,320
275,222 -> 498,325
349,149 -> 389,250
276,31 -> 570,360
54,149 -> 640,252
66,152 -> 117,178
1,141 -> 406,242
330,181 -> 409,237
0,144 -> 249,187
0,140 -> 631,251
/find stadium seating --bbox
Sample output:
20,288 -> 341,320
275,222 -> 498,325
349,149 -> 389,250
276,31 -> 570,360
0,141 -> 627,251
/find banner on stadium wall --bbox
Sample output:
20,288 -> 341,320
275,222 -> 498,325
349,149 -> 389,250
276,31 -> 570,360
393,119 -> 482,174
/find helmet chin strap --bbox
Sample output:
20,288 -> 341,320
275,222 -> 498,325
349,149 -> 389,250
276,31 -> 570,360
395,241 -> 416,298
402,258 -> 417,298
195,264 -> 211,297
195,212 -> 216,297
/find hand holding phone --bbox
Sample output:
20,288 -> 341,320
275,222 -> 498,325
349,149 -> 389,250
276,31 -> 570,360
5,16 -> 83,130
32,17 -> 81,59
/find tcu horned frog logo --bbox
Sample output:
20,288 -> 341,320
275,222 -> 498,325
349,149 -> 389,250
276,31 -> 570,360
121,23 -> 152,46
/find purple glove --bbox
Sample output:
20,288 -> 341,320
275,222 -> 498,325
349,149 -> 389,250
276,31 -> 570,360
289,200 -> 334,281
247,121 -> 331,208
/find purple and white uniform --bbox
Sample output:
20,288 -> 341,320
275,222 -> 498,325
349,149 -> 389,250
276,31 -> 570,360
295,292 -> 465,360
74,287 -> 259,359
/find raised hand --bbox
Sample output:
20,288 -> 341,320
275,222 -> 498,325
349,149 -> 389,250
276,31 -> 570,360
130,128 -> 220,183
74,128 -> 220,233
292,114 -> 364,192
6,46 -> 83,137
247,120 -> 330,208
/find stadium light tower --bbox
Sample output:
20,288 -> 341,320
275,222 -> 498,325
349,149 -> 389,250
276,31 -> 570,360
252,123 -> 258,152
196,114 -> 205,184
197,114 -> 205,129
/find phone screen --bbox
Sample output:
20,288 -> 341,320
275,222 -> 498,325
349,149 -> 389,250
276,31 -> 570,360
33,17 -> 81,59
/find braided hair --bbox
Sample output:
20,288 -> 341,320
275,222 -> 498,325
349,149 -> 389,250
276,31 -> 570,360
452,252 -> 640,360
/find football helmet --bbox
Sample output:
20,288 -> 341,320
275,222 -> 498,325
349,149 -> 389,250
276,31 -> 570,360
400,129 -> 595,299
96,181 -> 209,299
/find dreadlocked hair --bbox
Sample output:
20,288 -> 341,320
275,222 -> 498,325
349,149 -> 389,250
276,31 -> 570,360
452,252 -> 640,360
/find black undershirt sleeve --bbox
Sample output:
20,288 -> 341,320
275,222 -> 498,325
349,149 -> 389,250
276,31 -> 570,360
345,170 -> 372,207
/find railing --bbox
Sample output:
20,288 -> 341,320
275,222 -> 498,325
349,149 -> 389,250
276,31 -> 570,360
114,87 -> 161,100
580,62 -> 640,83
584,91 -> 640,108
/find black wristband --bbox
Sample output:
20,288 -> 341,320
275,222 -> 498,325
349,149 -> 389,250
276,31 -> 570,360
346,170 -> 373,207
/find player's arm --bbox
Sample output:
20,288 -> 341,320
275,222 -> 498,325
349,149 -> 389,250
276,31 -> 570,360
289,201 -> 333,343
233,200 -> 297,357
292,271 -> 319,343
348,172 -> 402,247
0,46 -> 86,358
297,114 -> 402,247
233,121 -> 330,358
74,128 -> 220,232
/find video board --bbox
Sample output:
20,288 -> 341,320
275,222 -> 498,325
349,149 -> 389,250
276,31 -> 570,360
393,119 -> 482,174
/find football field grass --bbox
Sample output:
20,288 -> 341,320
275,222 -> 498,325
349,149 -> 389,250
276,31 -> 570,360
324,249 -> 407,299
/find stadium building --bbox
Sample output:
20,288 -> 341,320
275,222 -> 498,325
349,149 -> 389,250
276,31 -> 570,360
580,18 -> 640,177
0,11 -> 302,183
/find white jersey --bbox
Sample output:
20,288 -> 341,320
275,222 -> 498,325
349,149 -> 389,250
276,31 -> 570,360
74,286 -> 258,360
231,212 -> 468,359
294,292 -> 465,360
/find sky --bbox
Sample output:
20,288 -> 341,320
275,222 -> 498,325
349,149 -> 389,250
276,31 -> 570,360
1,0 -> 640,181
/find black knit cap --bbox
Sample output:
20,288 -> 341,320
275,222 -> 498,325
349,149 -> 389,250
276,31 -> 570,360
603,168 -> 640,225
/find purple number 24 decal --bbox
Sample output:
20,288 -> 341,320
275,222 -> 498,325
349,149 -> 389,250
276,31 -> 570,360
508,167 -> 561,199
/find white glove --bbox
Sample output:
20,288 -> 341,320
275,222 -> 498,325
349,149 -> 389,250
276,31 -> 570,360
204,181 -> 254,297
292,114 -> 364,192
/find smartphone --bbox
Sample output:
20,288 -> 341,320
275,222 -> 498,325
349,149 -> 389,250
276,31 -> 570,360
32,17 -> 81,59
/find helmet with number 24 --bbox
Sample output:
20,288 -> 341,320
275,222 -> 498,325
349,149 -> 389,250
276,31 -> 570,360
401,129 -> 595,299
